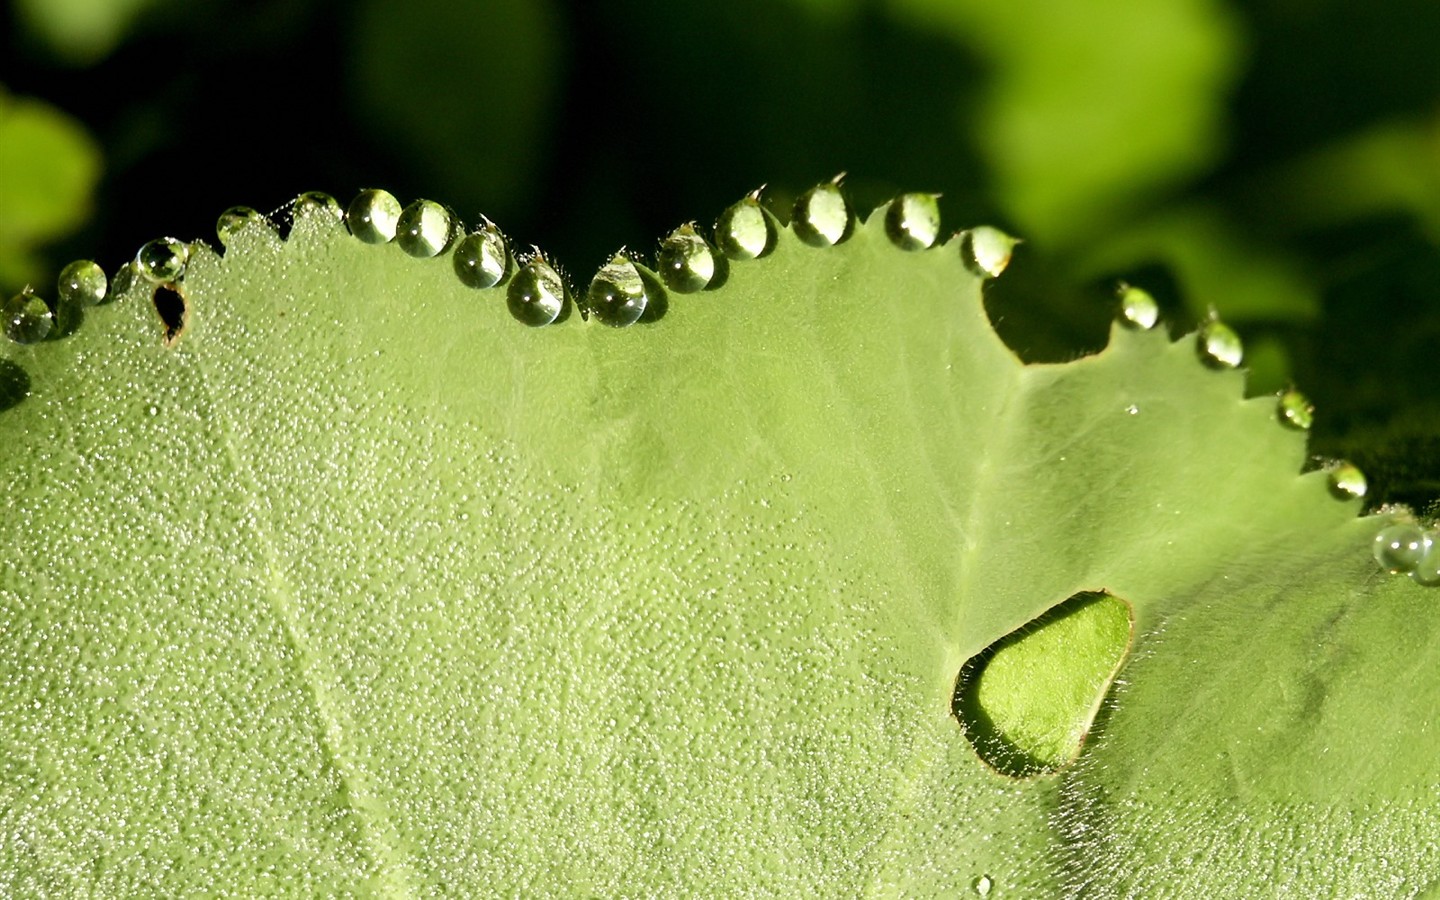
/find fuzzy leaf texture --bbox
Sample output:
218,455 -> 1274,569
1,196 -> 1436,898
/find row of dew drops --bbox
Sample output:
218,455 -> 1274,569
4,181 -> 1410,575
1,182 -> 1022,338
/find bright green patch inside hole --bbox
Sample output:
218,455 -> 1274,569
954,591 -> 1132,777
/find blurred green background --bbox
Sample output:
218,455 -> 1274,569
2,0 -> 1437,508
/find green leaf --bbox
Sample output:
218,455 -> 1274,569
1,191 -> 1431,895
0,87 -> 102,291
13,0 -> 158,65
886,0 -> 1240,246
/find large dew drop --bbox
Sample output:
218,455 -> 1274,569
792,180 -> 852,247
657,225 -> 716,293
134,237 -> 189,284
293,191 -> 343,223
395,199 -> 454,258
507,256 -> 567,326
56,260 -> 108,307
1373,523 -> 1431,574
960,226 -> 1018,278
1197,318 -> 1243,369
346,189 -> 402,244
4,289 -> 54,344
216,206 -> 270,246
585,254 -> 649,327
1411,533 -> 1440,587
1327,461 -> 1367,501
884,192 -> 941,250
1277,389 -> 1314,430
452,222 -> 510,289
1117,284 -> 1159,330
715,192 -> 776,260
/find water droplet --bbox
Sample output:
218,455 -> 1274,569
111,261 -> 138,298
395,199 -> 454,258
134,237 -> 189,283
961,226 -> 1019,277
453,222 -> 510,289
715,191 -> 776,260
1328,461 -> 1367,501
1374,523 -> 1431,574
585,253 -> 649,326
1411,533 -> 1440,587
792,180 -> 852,247
4,289 -> 54,344
293,191 -> 343,222
1125,404 -> 1140,415
973,874 -> 994,896
216,206 -> 269,246
56,260 -> 107,307
507,255 -> 567,326
657,224 -> 716,292
1277,389 -> 1314,430
1117,284 -> 1159,330
1197,318 -> 1243,368
346,189 -> 402,244
885,192 -> 941,250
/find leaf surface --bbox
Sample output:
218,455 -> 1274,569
1,199 -> 1431,896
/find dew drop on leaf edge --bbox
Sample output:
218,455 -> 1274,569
346,189 -> 402,245
4,288 -> 54,344
216,206 -> 269,246
1328,461 -> 1367,501
134,237 -> 189,284
1410,533 -> 1440,587
507,257 -> 566,326
1373,523 -> 1430,574
716,194 -> 776,260
961,225 -> 1018,278
1277,389 -> 1314,430
1198,319 -> 1243,369
885,192 -> 941,251
111,261 -> 138,298
453,223 -> 510,289
1118,284 -> 1159,330
657,225 -> 715,293
56,259 -> 107,307
395,199 -> 454,258
792,180 -> 852,247
294,191 -> 343,222
586,254 -> 648,327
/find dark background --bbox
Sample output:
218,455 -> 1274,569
3,0 -> 1438,509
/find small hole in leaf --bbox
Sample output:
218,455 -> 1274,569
153,284 -> 187,345
954,590 -> 1132,778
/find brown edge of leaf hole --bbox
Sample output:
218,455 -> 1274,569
155,282 -> 189,347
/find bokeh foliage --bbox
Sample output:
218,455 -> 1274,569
1,0 -> 1437,506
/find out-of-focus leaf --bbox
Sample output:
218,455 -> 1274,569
0,88 -> 102,290
14,0 -> 158,65
1263,115 -> 1440,245
1077,202 -> 1320,326
884,0 -> 1241,247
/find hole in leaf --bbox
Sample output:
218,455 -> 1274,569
954,590 -> 1132,778
152,285 -> 187,345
